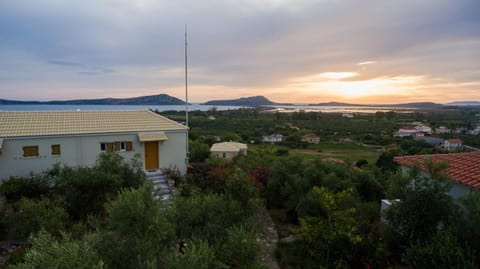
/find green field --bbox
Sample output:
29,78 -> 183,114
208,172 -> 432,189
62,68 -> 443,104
249,142 -> 383,164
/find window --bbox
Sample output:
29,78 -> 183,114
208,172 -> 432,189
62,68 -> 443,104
114,142 -> 121,151
120,141 -> 126,151
51,144 -> 61,156
23,146 -> 39,157
100,142 -> 114,152
126,141 -> 133,151
101,141 -> 133,152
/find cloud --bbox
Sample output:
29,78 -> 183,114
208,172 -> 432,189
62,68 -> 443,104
357,61 -> 376,66
0,0 -> 479,102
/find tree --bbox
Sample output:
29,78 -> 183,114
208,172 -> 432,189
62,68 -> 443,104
189,140 -> 211,162
406,229 -> 477,269
216,226 -> 260,268
384,164 -> 457,245
298,187 -> 362,268
165,241 -> 226,269
375,151 -> 398,171
98,184 -> 175,269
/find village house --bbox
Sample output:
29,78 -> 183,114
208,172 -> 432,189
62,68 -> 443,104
443,139 -> 463,151
262,134 -> 284,144
435,126 -> 451,134
301,133 -> 320,144
394,151 -> 480,199
394,124 -> 432,137
0,110 -> 188,180
210,141 -> 247,159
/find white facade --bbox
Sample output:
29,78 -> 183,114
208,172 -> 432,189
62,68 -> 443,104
0,110 -> 188,180
210,142 -> 247,159
263,134 -> 284,144
0,131 -> 187,180
443,139 -> 463,151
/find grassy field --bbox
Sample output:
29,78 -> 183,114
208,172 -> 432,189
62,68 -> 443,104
250,142 -> 383,164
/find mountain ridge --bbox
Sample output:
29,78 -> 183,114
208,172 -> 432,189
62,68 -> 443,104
0,94 -> 185,105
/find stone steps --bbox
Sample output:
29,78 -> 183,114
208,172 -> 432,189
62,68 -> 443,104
145,170 -> 170,200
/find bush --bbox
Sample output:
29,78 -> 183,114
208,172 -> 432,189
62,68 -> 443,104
4,197 -> 68,239
165,241 -> 226,269
217,226 -> 260,268
0,175 -> 53,203
12,231 -> 104,269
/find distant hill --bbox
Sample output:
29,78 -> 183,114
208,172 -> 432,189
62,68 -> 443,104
203,96 -> 280,106
446,101 -> 480,106
309,101 -> 444,109
0,94 -> 185,105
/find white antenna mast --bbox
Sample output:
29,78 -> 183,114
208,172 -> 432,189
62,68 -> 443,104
185,24 -> 189,164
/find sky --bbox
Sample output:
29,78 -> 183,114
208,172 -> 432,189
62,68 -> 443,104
0,0 -> 479,104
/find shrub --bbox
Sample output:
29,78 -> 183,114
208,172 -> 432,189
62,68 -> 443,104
11,231 -> 104,269
4,197 -> 68,240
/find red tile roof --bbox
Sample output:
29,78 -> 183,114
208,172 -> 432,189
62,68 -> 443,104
394,151 -> 480,190
446,139 -> 463,143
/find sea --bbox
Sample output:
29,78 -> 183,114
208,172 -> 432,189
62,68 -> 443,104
0,104 -> 416,114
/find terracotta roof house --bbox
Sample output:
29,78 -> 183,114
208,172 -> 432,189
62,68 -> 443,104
394,151 -> 480,198
0,110 -> 188,180
210,142 -> 247,159
302,133 -> 320,144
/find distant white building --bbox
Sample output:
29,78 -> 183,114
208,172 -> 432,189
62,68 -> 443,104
443,139 -> 463,151
415,125 -> 432,134
342,113 -> 354,118
262,134 -> 284,144
435,126 -> 451,134
0,110 -> 188,180
210,142 -> 247,159
394,125 -> 432,137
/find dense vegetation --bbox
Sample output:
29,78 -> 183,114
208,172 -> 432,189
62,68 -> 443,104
0,153 -> 262,268
1,107 -> 480,268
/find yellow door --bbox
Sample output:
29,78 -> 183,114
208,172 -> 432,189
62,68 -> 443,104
144,141 -> 159,170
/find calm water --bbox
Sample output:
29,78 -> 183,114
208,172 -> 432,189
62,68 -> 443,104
0,104 -> 242,112
0,104 -> 415,113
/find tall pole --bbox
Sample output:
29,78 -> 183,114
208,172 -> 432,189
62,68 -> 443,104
185,24 -> 189,164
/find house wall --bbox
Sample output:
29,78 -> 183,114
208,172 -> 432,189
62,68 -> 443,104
449,183 -> 474,200
158,131 -> 187,174
0,131 -> 187,180
211,150 -> 238,159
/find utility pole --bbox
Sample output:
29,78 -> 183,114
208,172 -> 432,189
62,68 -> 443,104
185,24 -> 189,164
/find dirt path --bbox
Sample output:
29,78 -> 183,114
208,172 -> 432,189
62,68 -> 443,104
257,205 -> 280,269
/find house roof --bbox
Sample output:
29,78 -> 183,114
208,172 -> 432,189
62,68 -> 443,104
446,139 -> 463,143
210,142 -> 247,152
0,110 -> 187,138
138,132 -> 168,142
302,133 -> 319,139
394,151 -> 480,189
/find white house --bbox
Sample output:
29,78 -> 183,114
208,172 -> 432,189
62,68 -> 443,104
0,110 -> 188,180
262,134 -> 284,144
443,139 -> 463,151
435,126 -> 451,134
210,142 -> 247,159
415,124 -> 432,134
